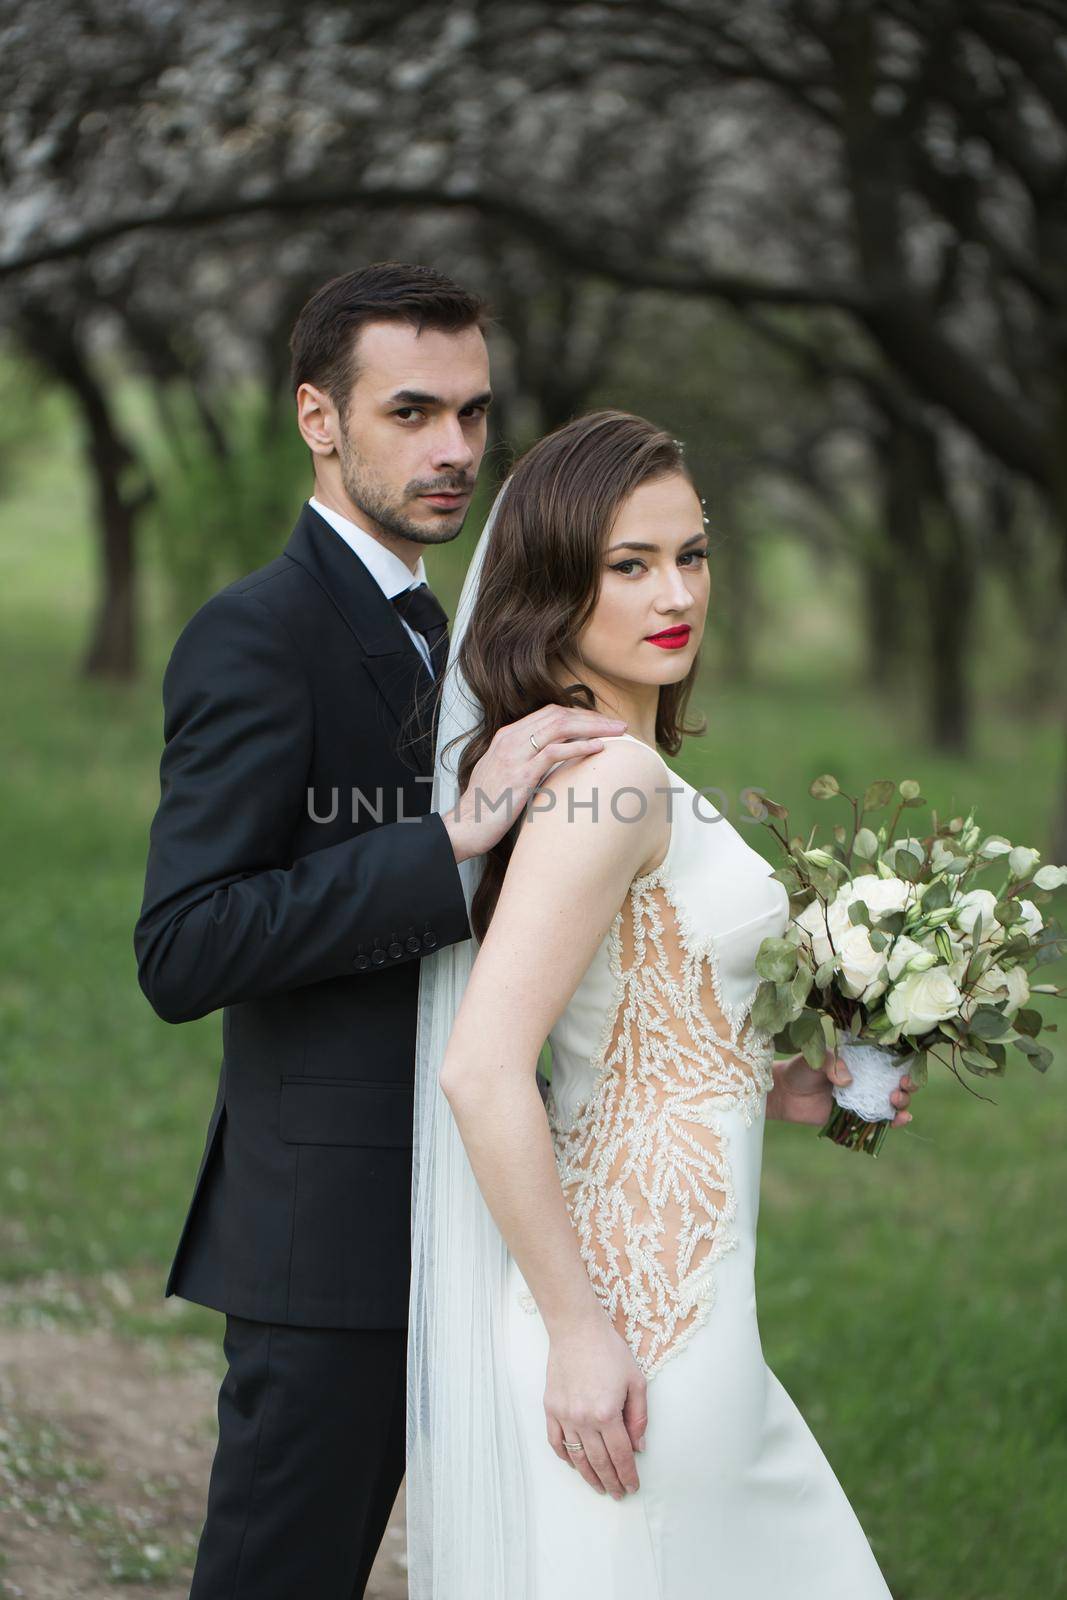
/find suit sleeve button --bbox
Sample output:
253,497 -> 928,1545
371,947 -> 387,966
388,940 -> 403,959
422,931 -> 437,950
405,935 -> 422,953
354,954 -> 370,971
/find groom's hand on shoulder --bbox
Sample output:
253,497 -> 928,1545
442,707 -> 628,863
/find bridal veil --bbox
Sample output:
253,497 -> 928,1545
406,480 -> 533,1597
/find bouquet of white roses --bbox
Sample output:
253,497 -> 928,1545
748,774 -> 1067,1155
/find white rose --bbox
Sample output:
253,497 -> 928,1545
959,962 -> 1030,1021
1016,899 -> 1043,939
886,968 -> 963,1037
886,935 -> 933,981
836,923 -> 888,1003
835,876 -> 914,918
1003,965 -> 1030,1014
955,889 -> 1001,943
959,964 -> 1008,1021
793,897 -> 852,967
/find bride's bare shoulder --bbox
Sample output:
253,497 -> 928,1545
536,730 -> 666,792
528,733 -> 671,875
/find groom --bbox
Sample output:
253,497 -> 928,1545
136,261 -> 919,1599
133,262 -> 628,1598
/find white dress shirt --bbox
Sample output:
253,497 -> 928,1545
308,496 -> 434,674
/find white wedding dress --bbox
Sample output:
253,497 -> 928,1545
502,733 -> 893,1599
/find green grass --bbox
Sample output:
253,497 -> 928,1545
1,411 -> 1065,1599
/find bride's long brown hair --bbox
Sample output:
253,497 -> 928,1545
408,409 -> 708,942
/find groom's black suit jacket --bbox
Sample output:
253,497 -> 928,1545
134,503 -> 472,1329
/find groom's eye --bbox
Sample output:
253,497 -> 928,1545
393,407 -> 425,421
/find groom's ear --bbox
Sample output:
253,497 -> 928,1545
296,382 -> 339,458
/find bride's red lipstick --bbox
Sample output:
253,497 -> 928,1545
645,625 -> 692,650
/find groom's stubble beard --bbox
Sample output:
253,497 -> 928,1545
337,428 -> 474,547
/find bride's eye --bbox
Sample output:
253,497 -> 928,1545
610,549 -> 709,577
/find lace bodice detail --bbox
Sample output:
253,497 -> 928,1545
518,735 -> 790,1379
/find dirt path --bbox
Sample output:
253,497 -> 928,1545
0,1320 -> 407,1600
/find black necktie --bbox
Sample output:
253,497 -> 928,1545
392,583 -> 450,683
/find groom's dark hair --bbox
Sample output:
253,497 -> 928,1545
289,262 -> 491,421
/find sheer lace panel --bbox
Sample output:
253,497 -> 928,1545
528,864 -> 776,1379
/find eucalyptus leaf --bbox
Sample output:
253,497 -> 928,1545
962,1052 -> 1003,1077
815,956 -> 838,988
791,966 -> 813,1007
755,936 -> 799,984
906,1050 -> 928,1087
810,774 -> 840,800
863,780 -> 896,811
896,851 -> 922,883
853,827 -> 879,859
969,1005 -> 1012,1040
800,1030 -> 828,1071
771,866 -> 803,895
751,981 -> 792,1036
963,947 -> 990,988
1013,1037 -> 1052,1072
921,880 -> 951,912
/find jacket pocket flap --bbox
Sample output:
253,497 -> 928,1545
279,1076 -> 414,1148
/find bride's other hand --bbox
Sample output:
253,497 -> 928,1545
442,707 -> 627,863
543,1313 -> 647,1500
768,1049 -> 918,1127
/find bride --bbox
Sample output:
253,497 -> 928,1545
406,409 -> 914,1598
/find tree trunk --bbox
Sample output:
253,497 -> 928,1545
923,513 -> 974,756
712,474 -> 752,686
83,470 -> 138,678
18,304 -> 147,679
871,420 -> 924,698
859,550 -> 905,691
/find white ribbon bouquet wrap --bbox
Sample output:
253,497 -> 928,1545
831,1039 -> 921,1120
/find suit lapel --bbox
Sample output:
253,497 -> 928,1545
282,503 -> 439,774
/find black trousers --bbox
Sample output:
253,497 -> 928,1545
188,1314 -> 407,1599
